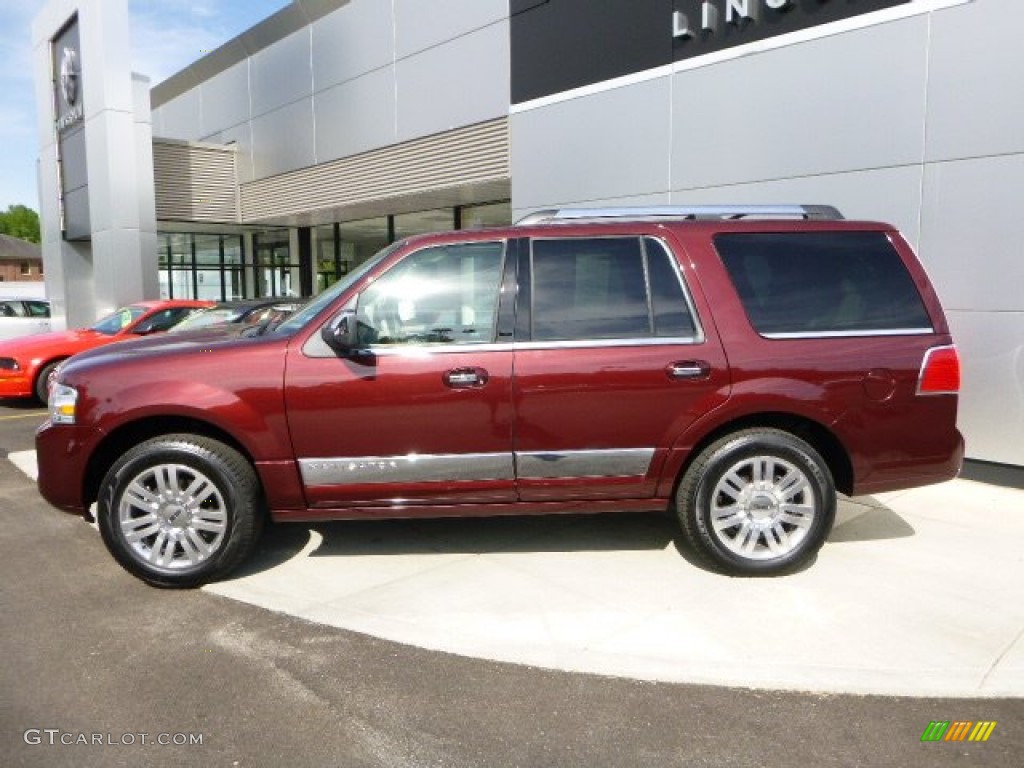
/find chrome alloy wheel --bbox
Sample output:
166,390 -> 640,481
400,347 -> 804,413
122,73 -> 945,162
708,456 -> 817,561
117,463 -> 228,571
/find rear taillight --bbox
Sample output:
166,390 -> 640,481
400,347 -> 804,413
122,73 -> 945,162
917,345 -> 961,395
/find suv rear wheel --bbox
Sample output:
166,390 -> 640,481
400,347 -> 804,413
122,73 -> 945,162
97,434 -> 263,588
677,428 -> 835,575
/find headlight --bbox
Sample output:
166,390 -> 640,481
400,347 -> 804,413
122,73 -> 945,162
0,357 -> 20,372
49,383 -> 79,425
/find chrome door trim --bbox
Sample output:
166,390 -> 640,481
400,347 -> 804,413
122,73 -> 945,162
300,453 -> 515,486
516,448 -> 655,479
299,448 -> 657,486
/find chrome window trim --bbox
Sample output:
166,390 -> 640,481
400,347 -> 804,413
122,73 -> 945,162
356,336 -> 705,357
512,337 -> 701,352
300,453 -> 515,486
526,234 -> 705,345
644,236 -> 705,344
761,328 -> 934,340
517,448 -> 655,479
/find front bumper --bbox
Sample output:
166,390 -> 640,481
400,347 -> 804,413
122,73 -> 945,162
0,371 -> 33,398
35,420 -> 104,514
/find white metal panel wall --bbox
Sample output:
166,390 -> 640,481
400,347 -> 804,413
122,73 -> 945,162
395,21 -> 510,143
199,59 -> 250,139
153,0 -> 511,185
314,67 -> 397,162
669,17 -> 929,189
394,0 -> 509,58
312,0 -> 394,91
512,77 -> 672,210
925,0 -> 1024,162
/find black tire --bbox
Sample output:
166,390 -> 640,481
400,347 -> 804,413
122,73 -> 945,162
34,360 -> 64,405
97,434 -> 264,588
676,428 -> 836,575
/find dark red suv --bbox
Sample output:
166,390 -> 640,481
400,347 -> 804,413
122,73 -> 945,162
36,206 -> 963,587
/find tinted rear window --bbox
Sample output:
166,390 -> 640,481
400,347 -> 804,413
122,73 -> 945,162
714,232 -> 932,336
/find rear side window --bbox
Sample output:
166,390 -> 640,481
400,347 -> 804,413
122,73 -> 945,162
530,237 -> 699,342
714,232 -> 932,337
25,301 -> 50,317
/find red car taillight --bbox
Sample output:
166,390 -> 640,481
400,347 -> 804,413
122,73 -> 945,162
917,345 -> 961,395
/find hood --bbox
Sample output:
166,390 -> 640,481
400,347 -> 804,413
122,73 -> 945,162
66,325 -> 259,367
0,328 -> 103,358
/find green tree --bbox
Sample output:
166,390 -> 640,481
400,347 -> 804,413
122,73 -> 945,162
0,205 -> 41,244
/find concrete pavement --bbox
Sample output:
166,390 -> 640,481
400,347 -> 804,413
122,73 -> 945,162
10,448 -> 1023,699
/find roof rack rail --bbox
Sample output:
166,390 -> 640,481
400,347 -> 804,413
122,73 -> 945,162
514,205 -> 844,226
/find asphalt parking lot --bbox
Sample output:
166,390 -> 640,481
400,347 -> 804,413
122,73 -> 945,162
2,399 -> 1022,767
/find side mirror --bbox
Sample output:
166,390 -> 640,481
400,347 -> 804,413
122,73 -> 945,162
321,308 -> 358,354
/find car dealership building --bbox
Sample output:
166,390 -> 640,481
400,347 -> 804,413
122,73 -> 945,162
32,0 -> 1022,467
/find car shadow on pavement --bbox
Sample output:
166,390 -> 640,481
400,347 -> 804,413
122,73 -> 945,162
229,496 -> 914,582
828,496 -> 915,543
0,398 -> 45,410
237,512 -> 677,574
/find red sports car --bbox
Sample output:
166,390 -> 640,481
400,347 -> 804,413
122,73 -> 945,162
0,299 -> 212,403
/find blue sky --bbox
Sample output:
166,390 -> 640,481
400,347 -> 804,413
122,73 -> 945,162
0,0 -> 290,212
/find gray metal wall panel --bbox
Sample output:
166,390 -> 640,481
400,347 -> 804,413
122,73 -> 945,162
251,99 -> 316,179
925,0 -> 1024,162
61,186 -> 91,240
149,106 -> 164,139
60,127 -> 90,194
947,309 -> 1024,467
250,27 -> 312,118
670,16 -> 929,189
199,59 -> 250,138
395,21 -> 509,143
315,67 -> 397,163
513,192 -> 671,223
155,89 -> 202,141
312,0 -> 394,91
394,0 -> 507,59
669,166 -> 925,249
920,155 -> 1024,313
511,77 -> 671,210
83,114 -> 142,232
216,123 -> 255,184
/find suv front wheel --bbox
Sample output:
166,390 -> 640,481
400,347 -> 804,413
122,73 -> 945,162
677,428 -> 836,575
97,434 -> 263,588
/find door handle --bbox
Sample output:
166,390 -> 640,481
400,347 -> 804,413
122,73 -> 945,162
443,367 -> 489,389
666,360 -> 711,380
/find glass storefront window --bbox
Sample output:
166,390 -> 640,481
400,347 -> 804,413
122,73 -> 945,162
393,208 -> 454,241
157,201 -> 509,301
461,201 -> 512,229
315,217 -> 390,293
158,232 -> 244,301
254,229 -> 298,298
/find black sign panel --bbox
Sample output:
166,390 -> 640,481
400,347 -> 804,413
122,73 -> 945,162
511,0 -> 912,104
510,0 -> 672,104
51,14 -> 90,241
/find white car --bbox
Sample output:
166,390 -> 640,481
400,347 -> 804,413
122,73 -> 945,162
0,298 -> 51,341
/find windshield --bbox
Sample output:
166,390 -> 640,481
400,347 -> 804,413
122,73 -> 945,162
168,308 -> 240,333
271,242 -> 403,336
90,306 -> 147,335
